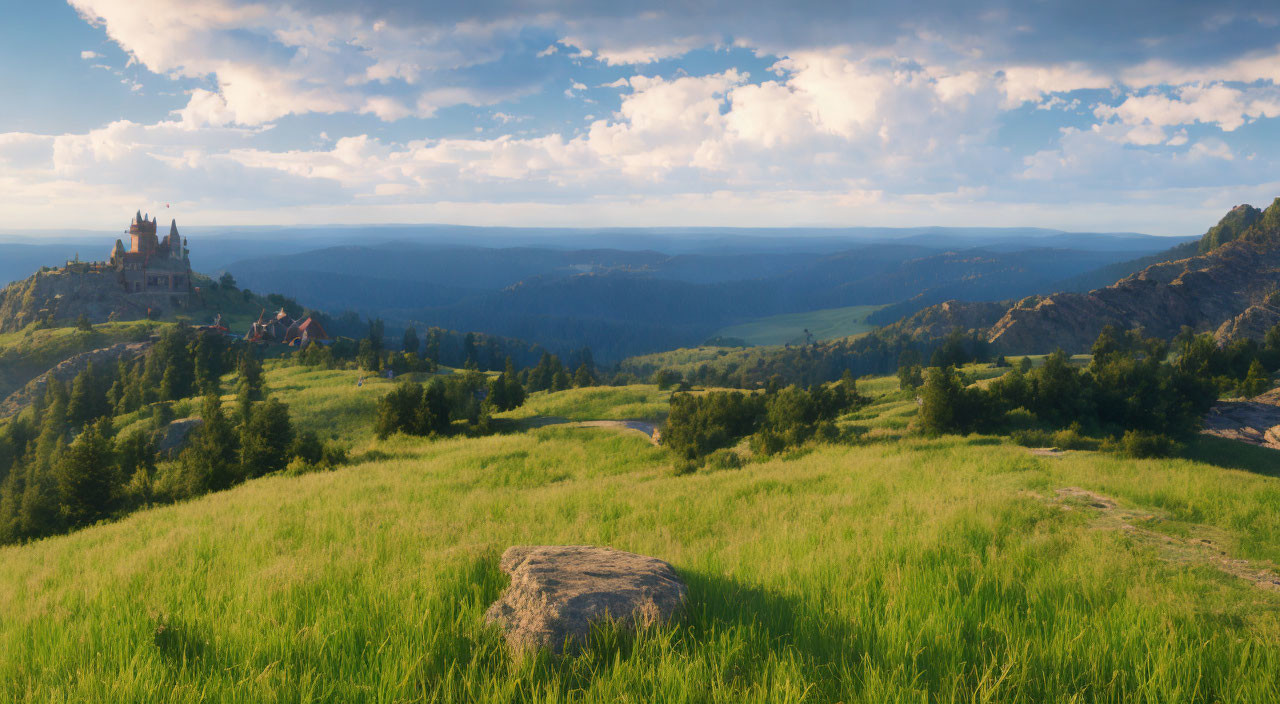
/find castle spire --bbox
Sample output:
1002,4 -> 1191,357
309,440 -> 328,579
134,209 -> 142,224
169,219 -> 178,237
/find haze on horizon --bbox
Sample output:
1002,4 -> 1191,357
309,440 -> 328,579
2,1 -> 1280,235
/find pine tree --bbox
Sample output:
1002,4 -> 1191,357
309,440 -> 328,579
67,363 -> 108,428
236,347 -> 265,422
551,367 -> 571,392
240,399 -> 294,478
192,331 -> 230,395
367,318 -> 385,355
463,332 -> 478,369
18,463 -> 62,540
56,418 -> 117,528
34,381 -> 70,472
402,326 -> 420,355
424,328 -> 441,364
918,366 -> 964,434
1240,359 -> 1271,398
180,394 -> 240,495
376,382 -> 424,438
357,339 -> 381,372
487,374 -> 510,412
897,364 -> 923,391
573,363 -> 595,388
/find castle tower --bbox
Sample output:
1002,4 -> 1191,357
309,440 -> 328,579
128,211 -> 159,256
168,219 -> 182,258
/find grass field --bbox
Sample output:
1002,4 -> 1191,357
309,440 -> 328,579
711,304 -> 887,346
0,368 -> 1278,702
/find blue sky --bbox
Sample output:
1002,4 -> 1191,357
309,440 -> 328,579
1,1 -> 1279,234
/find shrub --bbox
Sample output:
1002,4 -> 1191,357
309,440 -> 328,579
1010,429 -> 1054,447
704,448 -> 744,470
1117,430 -> 1180,459
1052,426 -> 1098,451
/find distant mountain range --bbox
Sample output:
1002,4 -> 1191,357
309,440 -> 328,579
0,224 -> 1198,361
215,230 -> 1190,361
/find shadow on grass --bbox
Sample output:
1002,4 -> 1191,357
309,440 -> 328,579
1182,435 -> 1280,478
389,552 -> 867,698
497,567 -> 860,699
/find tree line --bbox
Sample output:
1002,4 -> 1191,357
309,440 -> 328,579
913,324 -> 1280,456
662,376 -> 868,472
0,325 -> 342,545
629,329 -> 993,391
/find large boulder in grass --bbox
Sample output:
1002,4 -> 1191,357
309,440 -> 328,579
484,545 -> 687,654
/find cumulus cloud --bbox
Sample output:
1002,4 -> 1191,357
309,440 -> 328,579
80,50 -> 101,59
5,0 -> 1277,231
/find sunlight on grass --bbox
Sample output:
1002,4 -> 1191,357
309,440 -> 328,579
0,367 -> 1277,702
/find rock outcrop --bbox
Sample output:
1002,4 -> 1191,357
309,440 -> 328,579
0,268 -> 186,333
0,340 -> 152,419
1201,388 -> 1280,450
157,417 -> 204,457
1215,304 -> 1280,346
884,299 -> 1010,340
987,238 -> 1280,353
484,545 -> 687,654
985,199 -> 1280,353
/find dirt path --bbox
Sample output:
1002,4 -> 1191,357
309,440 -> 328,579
1048,487 -> 1280,592
520,417 -> 661,445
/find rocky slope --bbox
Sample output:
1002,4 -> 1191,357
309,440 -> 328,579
986,236 -> 1280,352
883,299 -> 1010,340
0,340 -> 152,419
883,198 -> 1280,354
0,268 -> 187,333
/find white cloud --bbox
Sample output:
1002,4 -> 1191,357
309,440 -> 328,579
4,0 -> 1276,232
999,64 -> 1111,107
80,50 -> 101,59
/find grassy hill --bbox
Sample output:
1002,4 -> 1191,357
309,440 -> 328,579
0,364 -> 1277,701
710,304 -> 886,346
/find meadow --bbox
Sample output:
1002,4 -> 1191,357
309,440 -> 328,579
0,367 -> 1278,702
711,304 -> 887,346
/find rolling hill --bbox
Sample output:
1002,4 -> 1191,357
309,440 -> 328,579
0,363 -> 1276,701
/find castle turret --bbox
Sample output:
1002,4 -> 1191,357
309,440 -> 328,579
110,239 -> 125,266
168,219 -> 181,258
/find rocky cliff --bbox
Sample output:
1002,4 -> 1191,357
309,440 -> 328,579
0,268 -> 188,333
883,299 -> 1010,340
984,199 -> 1280,353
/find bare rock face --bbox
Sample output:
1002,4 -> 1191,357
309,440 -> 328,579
157,417 -> 204,457
0,340 -> 152,419
987,240 -> 1280,353
1201,388 -> 1280,450
884,299 -> 1011,340
1215,304 -> 1280,346
484,545 -> 687,654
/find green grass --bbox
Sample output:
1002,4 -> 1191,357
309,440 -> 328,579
711,304 -> 887,346
0,320 -> 166,401
500,385 -> 671,423
1,370 -> 1278,702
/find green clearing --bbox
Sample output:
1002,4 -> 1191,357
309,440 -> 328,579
0,368 -> 1278,702
711,304 -> 887,346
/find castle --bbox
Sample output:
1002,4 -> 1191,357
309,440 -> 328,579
107,210 -> 191,295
